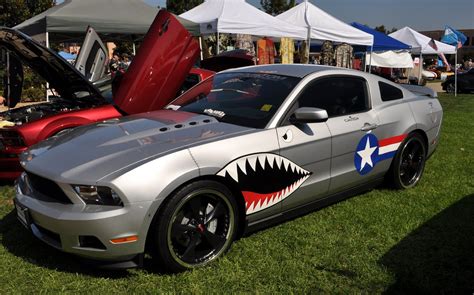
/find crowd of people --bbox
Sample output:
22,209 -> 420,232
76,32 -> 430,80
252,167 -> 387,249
108,52 -> 132,76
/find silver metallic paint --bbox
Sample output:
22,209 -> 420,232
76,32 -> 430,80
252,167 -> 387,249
15,65 -> 443,262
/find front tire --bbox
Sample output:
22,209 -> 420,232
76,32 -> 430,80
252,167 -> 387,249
388,133 -> 427,189
151,180 -> 239,272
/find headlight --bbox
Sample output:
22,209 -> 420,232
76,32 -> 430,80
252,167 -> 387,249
73,185 -> 123,206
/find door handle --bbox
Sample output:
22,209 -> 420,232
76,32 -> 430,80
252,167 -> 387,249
361,123 -> 378,131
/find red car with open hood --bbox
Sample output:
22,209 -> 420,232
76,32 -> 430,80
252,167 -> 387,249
0,10 -> 213,181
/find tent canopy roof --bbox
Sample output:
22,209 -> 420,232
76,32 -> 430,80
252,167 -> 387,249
13,0 -> 200,42
180,0 -> 307,39
351,22 -> 410,51
389,27 -> 456,54
276,2 -> 373,46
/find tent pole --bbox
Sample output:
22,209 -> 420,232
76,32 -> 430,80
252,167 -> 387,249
418,53 -> 422,85
46,32 -> 50,102
368,46 -> 373,73
455,48 -> 457,97
216,31 -> 220,55
199,36 -> 203,60
304,0 -> 310,64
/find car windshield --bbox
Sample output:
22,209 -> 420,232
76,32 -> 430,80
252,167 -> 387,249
170,72 -> 300,128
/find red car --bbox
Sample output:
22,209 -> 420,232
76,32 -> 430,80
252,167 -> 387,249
0,11 -> 214,181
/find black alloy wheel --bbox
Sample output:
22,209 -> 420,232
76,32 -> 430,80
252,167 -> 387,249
388,133 -> 427,189
152,181 -> 238,272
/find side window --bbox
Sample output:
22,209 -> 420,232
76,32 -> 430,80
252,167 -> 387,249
298,76 -> 369,117
379,81 -> 403,101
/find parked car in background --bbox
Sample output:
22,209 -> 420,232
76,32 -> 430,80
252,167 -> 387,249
15,64 -> 443,271
442,68 -> 474,93
0,11 -> 213,181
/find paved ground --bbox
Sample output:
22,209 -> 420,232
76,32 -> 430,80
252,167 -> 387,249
426,81 -> 444,93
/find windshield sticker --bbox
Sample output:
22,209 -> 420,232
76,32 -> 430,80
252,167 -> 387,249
260,104 -> 273,112
204,108 -> 226,118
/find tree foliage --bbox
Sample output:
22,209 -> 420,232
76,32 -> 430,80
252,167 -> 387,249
374,25 -> 398,34
166,0 -> 203,15
260,0 -> 295,16
0,0 -> 55,28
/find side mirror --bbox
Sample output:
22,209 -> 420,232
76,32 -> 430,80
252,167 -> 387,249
290,107 -> 328,124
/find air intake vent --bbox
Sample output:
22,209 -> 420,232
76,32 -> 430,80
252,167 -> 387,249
26,172 -> 72,204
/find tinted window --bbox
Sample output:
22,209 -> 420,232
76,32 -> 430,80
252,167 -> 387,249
171,72 -> 301,128
379,81 -> 403,101
297,76 -> 369,117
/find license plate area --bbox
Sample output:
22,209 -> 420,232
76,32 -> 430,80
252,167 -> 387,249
15,201 -> 30,228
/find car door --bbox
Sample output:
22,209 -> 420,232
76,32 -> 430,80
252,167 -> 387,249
281,75 -> 384,197
320,76 -> 384,193
276,82 -> 332,211
113,10 -> 200,115
75,27 -> 109,83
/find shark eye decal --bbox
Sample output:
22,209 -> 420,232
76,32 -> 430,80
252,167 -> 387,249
216,153 -> 311,215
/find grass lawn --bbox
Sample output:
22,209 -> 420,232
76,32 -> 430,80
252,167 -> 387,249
0,93 -> 473,293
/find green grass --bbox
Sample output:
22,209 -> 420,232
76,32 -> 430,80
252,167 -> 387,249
0,93 -> 473,293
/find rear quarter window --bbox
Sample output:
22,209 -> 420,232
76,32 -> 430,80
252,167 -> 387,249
379,81 -> 403,101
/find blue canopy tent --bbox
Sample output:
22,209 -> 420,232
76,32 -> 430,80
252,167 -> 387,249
350,22 -> 411,51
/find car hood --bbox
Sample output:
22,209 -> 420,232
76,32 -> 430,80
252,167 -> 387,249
21,110 -> 255,183
113,10 -> 200,115
0,28 -> 104,107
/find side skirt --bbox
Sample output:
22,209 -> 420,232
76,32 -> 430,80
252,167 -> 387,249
244,177 -> 384,235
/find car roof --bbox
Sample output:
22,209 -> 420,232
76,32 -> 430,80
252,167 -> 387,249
221,64 -> 357,78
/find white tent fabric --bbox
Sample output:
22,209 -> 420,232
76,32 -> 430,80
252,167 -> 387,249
180,0 -> 307,39
276,1 -> 373,46
365,51 -> 414,68
389,27 -> 456,54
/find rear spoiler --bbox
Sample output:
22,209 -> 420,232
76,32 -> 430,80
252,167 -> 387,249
401,84 -> 437,98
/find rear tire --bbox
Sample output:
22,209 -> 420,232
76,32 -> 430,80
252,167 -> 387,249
150,180 -> 239,272
445,82 -> 455,94
387,133 -> 427,189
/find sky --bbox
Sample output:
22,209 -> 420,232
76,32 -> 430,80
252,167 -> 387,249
146,0 -> 474,31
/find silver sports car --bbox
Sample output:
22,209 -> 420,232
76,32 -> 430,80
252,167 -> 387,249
14,64 -> 443,271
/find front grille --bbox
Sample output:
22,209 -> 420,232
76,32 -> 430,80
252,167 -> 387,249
26,172 -> 72,204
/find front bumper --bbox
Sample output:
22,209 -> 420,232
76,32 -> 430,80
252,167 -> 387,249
14,174 -> 154,263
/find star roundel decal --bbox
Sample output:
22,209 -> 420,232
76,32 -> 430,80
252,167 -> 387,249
354,133 -> 407,175
216,153 -> 311,215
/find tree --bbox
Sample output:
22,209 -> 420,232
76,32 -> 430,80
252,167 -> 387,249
0,0 -> 54,28
166,0 -> 203,15
374,25 -> 387,34
260,0 -> 295,16
374,25 -> 398,35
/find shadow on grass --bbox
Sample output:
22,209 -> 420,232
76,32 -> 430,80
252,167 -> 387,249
380,194 -> 474,294
0,210 -> 138,278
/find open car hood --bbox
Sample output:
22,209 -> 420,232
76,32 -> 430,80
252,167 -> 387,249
0,28 -> 104,108
113,10 -> 200,115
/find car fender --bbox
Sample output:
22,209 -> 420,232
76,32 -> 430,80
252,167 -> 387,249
37,116 -> 95,141
100,149 -> 200,246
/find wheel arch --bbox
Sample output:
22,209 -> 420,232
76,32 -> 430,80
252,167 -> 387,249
144,174 -> 247,252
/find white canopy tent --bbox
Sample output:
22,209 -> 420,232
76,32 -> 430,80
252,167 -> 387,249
180,0 -> 308,54
180,0 -> 307,39
390,27 -> 457,91
366,51 -> 414,68
276,1 -> 374,46
389,27 -> 456,54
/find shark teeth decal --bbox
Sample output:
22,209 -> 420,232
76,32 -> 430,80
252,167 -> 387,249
217,153 -> 311,215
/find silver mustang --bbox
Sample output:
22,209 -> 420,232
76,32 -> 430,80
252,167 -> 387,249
14,64 -> 443,271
